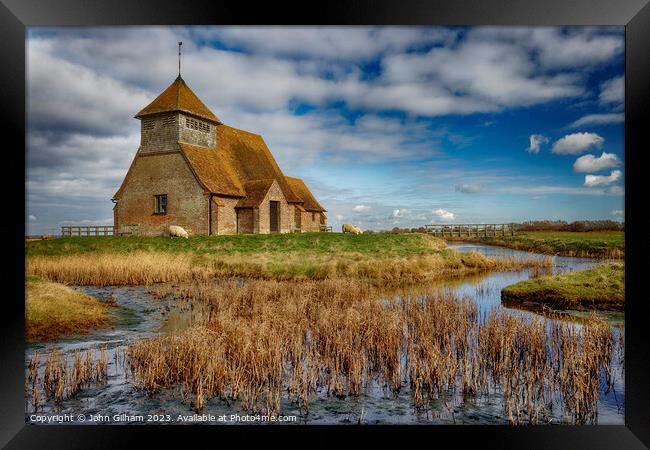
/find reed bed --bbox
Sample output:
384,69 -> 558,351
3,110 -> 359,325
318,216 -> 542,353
27,252 -> 213,286
27,250 -> 553,287
27,346 -> 109,411
126,279 -> 617,424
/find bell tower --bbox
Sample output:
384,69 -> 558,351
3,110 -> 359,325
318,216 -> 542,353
134,47 -> 221,153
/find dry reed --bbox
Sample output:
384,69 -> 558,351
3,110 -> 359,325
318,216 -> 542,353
126,279 -> 617,423
27,250 -> 553,287
27,252 -> 213,287
26,346 -> 110,411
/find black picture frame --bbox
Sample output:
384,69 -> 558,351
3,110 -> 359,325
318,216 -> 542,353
2,0 -> 648,447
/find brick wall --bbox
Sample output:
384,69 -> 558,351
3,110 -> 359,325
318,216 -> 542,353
257,181 -> 291,233
236,208 -> 255,233
214,196 -> 239,235
300,210 -> 321,232
289,204 -> 301,232
115,151 -> 208,236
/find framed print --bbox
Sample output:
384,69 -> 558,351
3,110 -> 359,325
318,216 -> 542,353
2,0 -> 649,447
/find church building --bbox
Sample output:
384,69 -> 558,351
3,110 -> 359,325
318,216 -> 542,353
112,75 -> 327,236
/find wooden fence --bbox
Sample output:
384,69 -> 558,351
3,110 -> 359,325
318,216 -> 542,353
61,226 -> 114,237
424,223 -> 515,238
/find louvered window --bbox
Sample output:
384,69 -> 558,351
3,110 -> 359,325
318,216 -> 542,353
143,119 -> 155,130
162,116 -> 176,127
186,117 -> 210,133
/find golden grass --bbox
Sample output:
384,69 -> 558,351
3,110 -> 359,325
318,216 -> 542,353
27,252 -> 213,287
126,279 -> 616,424
27,250 -> 553,286
26,277 -> 114,342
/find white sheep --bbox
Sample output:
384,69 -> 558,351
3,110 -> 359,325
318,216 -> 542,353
169,225 -> 189,239
342,223 -> 363,234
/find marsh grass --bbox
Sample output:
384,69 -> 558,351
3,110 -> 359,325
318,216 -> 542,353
454,231 -> 624,259
25,277 -> 114,341
27,249 -> 552,287
126,279 -> 617,424
28,346 -> 109,411
502,263 -> 624,311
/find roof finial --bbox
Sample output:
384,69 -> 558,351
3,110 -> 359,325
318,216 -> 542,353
178,41 -> 183,78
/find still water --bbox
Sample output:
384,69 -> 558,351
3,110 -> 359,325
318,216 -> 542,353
25,243 -> 624,425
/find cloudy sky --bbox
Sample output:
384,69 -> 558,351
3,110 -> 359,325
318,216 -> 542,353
26,26 -> 625,235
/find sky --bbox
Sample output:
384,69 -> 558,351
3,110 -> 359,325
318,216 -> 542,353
26,26 -> 625,235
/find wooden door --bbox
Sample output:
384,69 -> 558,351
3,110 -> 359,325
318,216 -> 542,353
269,201 -> 279,232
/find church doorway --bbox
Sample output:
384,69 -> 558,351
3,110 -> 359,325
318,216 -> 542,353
269,201 -> 279,232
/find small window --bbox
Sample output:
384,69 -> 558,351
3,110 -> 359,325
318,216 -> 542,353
162,116 -> 175,127
143,119 -> 155,130
154,194 -> 167,214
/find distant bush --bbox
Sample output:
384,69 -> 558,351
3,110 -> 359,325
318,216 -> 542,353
377,220 -> 624,234
515,220 -> 624,232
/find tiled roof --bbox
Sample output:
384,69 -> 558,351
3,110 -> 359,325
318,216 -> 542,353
285,176 -> 326,212
179,143 -> 244,197
135,76 -> 221,123
216,125 -> 303,204
235,179 -> 277,208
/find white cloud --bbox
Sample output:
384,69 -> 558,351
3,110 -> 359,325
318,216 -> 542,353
392,208 -> 410,218
335,214 -> 344,221
197,27 -> 456,61
432,208 -> 455,221
611,209 -> 624,216
599,75 -> 624,105
552,132 -> 604,155
455,183 -> 481,193
573,152 -> 620,173
28,215 -> 37,221
353,205 -> 371,212
467,27 -> 624,69
584,170 -> 622,187
568,113 -> 624,128
527,134 -> 549,154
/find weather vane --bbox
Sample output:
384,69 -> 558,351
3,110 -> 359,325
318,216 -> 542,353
178,41 -> 183,77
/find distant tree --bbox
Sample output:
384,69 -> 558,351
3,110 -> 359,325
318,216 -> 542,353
515,220 -> 623,232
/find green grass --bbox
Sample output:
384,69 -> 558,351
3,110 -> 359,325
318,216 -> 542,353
501,263 -> 624,311
26,232 -> 447,258
463,231 -> 624,258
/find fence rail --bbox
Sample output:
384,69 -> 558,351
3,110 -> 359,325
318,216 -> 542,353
424,223 -> 515,238
61,226 -> 114,237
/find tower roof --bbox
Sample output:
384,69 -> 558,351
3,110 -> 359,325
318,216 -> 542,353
135,76 -> 221,123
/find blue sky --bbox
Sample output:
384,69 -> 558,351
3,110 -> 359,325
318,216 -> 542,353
26,26 -> 625,234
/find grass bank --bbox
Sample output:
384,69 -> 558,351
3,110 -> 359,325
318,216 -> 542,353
26,233 -> 551,286
450,231 -> 624,258
26,276 -> 114,341
501,263 -> 624,311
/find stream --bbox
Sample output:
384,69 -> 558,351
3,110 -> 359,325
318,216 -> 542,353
25,243 -> 624,425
